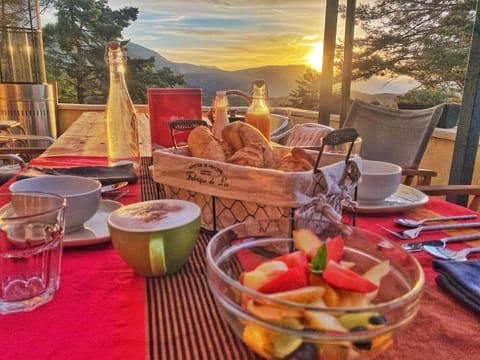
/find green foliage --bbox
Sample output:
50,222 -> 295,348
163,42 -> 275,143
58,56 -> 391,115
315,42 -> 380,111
352,0 -> 476,90
396,87 -> 462,106
287,67 -> 342,112
42,0 -> 185,104
287,68 -> 321,111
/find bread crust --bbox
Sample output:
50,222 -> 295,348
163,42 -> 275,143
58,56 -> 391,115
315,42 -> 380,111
229,144 -> 265,167
187,126 -> 227,162
277,147 -> 315,172
222,122 -> 278,168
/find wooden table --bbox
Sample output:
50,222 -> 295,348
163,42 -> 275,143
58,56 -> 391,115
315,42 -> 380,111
43,111 -> 152,157
1,111 -> 478,360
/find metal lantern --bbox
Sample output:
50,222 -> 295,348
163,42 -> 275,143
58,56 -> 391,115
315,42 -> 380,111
0,0 -> 56,137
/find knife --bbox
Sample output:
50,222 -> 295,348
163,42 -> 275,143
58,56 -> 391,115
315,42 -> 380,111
400,233 -> 480,252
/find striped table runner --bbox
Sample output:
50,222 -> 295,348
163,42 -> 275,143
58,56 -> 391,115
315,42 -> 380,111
140,157 -> 256,360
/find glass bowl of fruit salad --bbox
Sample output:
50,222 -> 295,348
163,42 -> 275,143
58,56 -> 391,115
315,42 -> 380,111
206,217 -> 424,359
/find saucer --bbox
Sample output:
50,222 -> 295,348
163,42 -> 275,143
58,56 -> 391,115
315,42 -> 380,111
63,199 -> 122,247
344,184 -> 428,214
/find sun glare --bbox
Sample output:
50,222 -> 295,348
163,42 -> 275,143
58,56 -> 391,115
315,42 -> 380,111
307,42 -> 323,72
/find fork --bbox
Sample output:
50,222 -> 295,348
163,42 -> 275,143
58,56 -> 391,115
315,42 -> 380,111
379,221 -> 480,239
423,246 -> 480,261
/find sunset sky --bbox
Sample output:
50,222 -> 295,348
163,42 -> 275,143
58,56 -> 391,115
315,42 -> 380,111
100,0 -> 366,71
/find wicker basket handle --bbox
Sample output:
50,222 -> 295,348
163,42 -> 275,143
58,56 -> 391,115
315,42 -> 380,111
313,127 -> 359,172
207,90 -> 252,122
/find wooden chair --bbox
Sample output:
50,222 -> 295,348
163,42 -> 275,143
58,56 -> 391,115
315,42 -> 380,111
343,99 -> 445,185
415,185 -> 480,211
0,134 -> 55,185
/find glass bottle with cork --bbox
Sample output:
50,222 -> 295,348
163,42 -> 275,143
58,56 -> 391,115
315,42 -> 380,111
244,79 -> 271,141
104,40 -> 140,167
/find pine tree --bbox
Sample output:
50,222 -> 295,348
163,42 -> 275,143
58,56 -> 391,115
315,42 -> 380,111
42,0 -> 184,104
353,0 -> 476,89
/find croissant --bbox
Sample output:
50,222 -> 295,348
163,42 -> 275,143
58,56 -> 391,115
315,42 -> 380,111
277,147 -> 315,172
277,154 -> 313,172
229,144 -> 265,168
291,147 -> 315,167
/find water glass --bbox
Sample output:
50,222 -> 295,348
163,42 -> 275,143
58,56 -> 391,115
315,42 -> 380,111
0,192 -> 66,314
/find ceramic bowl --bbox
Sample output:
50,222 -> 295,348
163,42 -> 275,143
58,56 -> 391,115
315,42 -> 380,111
206,218 -> 424,359
10,175 -> 101,233
357,160 -> 402,204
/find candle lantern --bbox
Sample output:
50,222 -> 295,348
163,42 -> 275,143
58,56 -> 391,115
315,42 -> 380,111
0,0 -> 56,137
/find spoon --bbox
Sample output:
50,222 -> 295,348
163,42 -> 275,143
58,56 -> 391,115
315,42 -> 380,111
394,214 -> 478,227
101,181 -> 129,193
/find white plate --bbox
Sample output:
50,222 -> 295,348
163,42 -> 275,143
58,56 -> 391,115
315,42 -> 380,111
344,184 -> 429,214
63,199 -> 122,247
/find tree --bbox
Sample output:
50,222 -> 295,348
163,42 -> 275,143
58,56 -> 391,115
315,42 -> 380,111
42,0 -> 184,104
288,62 -> 343,111
287,68 -> 322,111
352,0 -> 476,90
124,53 -> 185,104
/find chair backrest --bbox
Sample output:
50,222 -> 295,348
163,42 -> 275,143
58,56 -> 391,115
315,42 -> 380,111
343,99 -> 444,168
0,134 -> 53,185
279,123 -> 333,147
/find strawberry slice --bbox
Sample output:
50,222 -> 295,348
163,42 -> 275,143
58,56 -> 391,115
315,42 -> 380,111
306,236 -> 344,263
268,250 -> 308,268
322,260 -> 378,293
258,264 -> 308,294
325,236 -> 344,263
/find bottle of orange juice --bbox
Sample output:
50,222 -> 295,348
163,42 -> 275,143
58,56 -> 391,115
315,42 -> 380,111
245,79 -> 271,141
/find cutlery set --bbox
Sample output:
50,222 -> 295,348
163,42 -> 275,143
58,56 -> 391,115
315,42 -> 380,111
381,214 -> 480,261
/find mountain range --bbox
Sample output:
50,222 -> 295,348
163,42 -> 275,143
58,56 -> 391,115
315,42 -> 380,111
124,42 -> 418,107
124,42 -> 306,105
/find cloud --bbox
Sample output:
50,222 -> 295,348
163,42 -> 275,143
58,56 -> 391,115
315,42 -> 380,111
47,0 -> 352,70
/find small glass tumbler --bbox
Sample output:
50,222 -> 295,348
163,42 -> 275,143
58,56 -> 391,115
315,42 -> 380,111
0,192 -> 66,315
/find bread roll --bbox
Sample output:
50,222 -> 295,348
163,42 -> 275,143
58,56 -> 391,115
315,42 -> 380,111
229,144 -> 264,167
277,153 -> 313,172
187,126 -> 227,162
222,121 -> 278,168
277,147 -> 315,172
291,147 -> 315,167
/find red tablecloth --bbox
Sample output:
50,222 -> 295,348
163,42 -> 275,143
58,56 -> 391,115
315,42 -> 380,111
1,156 -> 479,360
1,156 -> 146,360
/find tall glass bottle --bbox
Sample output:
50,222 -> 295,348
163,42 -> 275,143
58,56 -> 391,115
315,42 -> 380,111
105,41 -> 140,167
212,91 -> 229,138
244,79 -> 271,141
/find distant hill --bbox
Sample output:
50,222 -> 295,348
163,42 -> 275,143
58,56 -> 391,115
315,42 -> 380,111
124,42 -> 306,105
124,42 -> 416,108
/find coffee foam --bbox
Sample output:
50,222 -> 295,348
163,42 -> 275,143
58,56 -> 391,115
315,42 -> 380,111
109,200 -> 200,231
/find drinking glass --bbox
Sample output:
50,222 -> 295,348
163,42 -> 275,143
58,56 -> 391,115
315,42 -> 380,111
0,192 -> 66,314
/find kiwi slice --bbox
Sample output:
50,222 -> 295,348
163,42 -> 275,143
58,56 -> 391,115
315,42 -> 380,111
338,312 -> 375,330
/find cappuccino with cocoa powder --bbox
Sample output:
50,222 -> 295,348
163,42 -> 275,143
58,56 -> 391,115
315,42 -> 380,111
109,199 -> 200,231
108,199 -> 201,276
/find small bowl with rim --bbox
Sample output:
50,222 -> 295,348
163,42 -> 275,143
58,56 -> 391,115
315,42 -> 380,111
10,175 -> 101,233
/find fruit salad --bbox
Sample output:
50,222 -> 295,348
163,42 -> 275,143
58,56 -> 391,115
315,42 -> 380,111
238,228 -> 393,360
